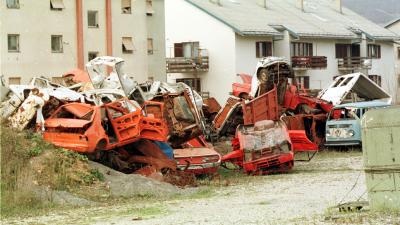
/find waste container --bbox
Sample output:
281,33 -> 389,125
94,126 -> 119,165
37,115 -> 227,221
361,106 -> 400,210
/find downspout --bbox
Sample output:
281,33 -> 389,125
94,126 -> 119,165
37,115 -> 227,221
76,0 -> 84,69
106,0 -> 112,57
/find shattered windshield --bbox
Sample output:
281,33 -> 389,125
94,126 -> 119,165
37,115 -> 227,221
328,107 -> 360,120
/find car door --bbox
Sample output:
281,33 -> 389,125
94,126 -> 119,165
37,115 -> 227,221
105,99 -> 141,144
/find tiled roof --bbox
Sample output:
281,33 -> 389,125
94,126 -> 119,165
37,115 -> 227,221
186,0 -> 398,40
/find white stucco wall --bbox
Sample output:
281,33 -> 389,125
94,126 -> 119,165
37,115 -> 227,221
84,0 -> 107,62
293,38 -> 340,90
1,0 -> 165,85
369,42 -> 398,103
235,35 -> 273,77
111,0 -> 148,83
387,21 -> 400,104
165,0 -> 236,104
146,0 -> 167,82
1,0 -> 77,84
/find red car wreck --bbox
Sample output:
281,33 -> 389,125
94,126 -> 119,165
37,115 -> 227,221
43,98 -> 168,153
215,57 -> 334,174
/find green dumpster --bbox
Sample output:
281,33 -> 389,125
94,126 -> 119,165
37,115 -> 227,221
361,106 -> 400,210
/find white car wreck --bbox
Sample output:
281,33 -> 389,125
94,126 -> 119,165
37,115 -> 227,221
318,73 -> 392,105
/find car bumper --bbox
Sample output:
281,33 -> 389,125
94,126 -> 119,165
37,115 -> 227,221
177,162 -> 220,175
324,140 -> 361,146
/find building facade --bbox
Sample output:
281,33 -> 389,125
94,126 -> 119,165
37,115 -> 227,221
165,0 -> 399,104
385,18 -> 400,104
1,0 -> 166,85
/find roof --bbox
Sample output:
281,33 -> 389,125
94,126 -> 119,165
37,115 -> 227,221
342,0 -> 400,26
334,101 -> 391,109
185,0 -> 398,40
385,18 -> 400,28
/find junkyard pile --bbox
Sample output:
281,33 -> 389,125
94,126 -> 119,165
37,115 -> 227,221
1,56 -> 392,183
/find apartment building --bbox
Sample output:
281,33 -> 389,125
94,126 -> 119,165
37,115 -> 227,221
165,0 -> 399,104
385,18 -> 400,103
1,0 -> 166,85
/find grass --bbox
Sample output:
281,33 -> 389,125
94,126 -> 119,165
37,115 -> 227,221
0,127 -> 106,218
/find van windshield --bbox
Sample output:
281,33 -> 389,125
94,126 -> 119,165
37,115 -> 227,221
328,107 -> 360,120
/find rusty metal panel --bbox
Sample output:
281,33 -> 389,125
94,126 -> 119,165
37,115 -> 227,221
242,87 -> 279,125
213,97 -> 241,130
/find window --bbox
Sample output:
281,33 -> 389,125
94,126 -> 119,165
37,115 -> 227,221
88,52 -> 99,61
147,38 -> 154,55
8,34 -> 19,52
335,44 -> 360,58
50,0 -> 65,10
8,77 -> 21,85
256,41 -> 272,58
291,42 -> 313,56
368,75 -> 382,87
176,78 -> 201,92
367,44 -> 381,59
51,35 -> 63,53
146,0 -> 154,15
122,37 -> 134,53
295,76 -> 310,89
88,11 -> 99,28
398,47 -> 400,59
6,0 -> 19,8
121,0 -> 131,13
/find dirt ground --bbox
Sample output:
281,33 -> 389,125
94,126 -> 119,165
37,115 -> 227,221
3,151 -> 400,225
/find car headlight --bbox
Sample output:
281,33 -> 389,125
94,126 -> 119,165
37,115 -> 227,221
326,130 -> 331,137
347,130 -> 355,137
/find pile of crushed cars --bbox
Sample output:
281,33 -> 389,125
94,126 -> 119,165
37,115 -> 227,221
1,56 -> 221,184
1,56 -> 392,182
209,57 -> 391,175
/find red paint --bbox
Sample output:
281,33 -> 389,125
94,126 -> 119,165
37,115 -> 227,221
242,87 -> 279,125
105,0 -> 112,56
75,0 -> 84,69
43,98 -> 169,153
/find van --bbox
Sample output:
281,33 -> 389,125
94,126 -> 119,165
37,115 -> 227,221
325,101 -> 390,147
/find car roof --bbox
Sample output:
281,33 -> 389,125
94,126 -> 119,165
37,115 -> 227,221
334,101 -> 391,109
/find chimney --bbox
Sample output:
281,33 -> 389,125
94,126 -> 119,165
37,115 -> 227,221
298,0 -> 304,12
257,0 -> 268,9
335,0 -> 343,13
209,0 -> 222,6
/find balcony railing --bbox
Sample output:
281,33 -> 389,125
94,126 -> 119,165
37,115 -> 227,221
166,56 -> 209,73
291,56 -> 327,70
337,57 -> 372,71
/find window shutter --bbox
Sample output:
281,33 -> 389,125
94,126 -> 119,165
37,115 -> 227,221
256,42 -> 260,58
174,43 -> 183,57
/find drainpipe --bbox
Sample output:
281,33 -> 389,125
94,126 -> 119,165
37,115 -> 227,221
106,0 -> 113,57
76,0 -> 84,69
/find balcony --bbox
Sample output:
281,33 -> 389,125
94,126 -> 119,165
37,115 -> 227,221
337,57 -> 372,71
291,56 -> 327,70
166,56 -> 209,73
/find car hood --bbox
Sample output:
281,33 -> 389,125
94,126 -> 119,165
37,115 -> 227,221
45,118 -> 92,128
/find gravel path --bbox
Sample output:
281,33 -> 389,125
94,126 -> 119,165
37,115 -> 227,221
5,153 -> 374,225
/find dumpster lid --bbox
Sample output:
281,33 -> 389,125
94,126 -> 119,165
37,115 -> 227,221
361,106 -> 400,128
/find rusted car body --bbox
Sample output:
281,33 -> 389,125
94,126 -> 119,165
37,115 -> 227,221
232,74 -> 252,98
173,136 -> 221,175
212,97 -> 242,136
151,90 -> 204,148
222,121 -> 294,174
43,98 -> 168,153
174,146 -> 221,175
202,97 -> 221,122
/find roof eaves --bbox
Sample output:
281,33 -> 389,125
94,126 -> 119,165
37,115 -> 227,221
185,0 -> 244,35
385,18 -> 400,28
241,31 -> 282,37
